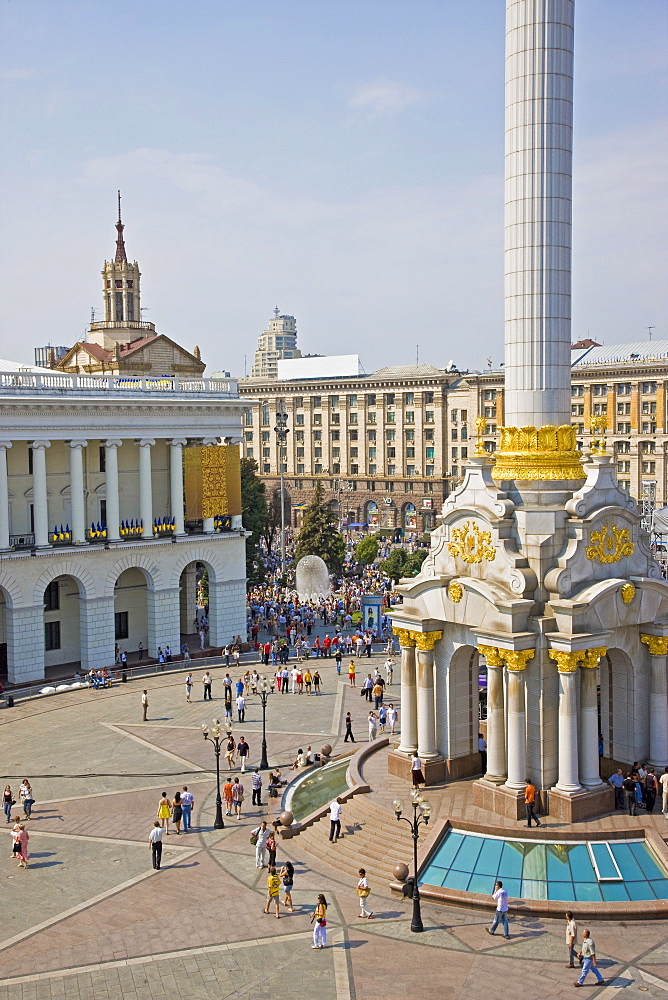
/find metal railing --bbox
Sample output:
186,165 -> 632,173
0,372 -> 238,396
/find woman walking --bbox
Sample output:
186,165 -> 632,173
411,753 -> 425,788
171,791 -> 182,834
232,776 -> 244,820
15,824 -> 29,868
266,830 -> 277,868
368,711 -> 378,742
3,786 -> 14,824
225,735 -> 236,770
157,792 -> 171,834
357,868 -> 373,918
311,894 -> 328,949
313,671 -> 321,695
19,780 -> 34,819
280,861 -> 295,912
185,673 -> 193,703
263,866 -> 281,918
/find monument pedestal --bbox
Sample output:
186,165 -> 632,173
471,779 -> 526,820
548,785 -> 614,823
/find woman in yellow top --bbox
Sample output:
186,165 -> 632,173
263,865 -> 281,918
304,670 -> 312,695
157,791 -> 171,834
311,893 -> 328,949
348,662 -> 356,688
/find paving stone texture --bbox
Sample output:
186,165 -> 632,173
0,644 -> 666,999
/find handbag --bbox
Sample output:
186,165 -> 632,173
250,832 -> 258,846
357,887 -> 370,898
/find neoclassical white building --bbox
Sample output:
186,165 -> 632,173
0,365 -> 247,684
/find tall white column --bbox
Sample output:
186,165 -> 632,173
479,646 -> 506,784
395,630 -> 418,754
68,440 -> 88,544
579,648 -> 605,787
552,653 -> 582,793
504,0 -> 574,427
504,651 -> 533,789
31,440 -> 51,547
170,438 -> 187,535
105,440 -> 122,541
416,631 -> 442,760
0,443 -> 12,549
641,635 -> 668,768
138,439 -> 155,539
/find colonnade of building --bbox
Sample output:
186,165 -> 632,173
393,628 -> 668,786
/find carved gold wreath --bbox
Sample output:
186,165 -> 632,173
448,520 -> 496,564
585,520 -> 634,564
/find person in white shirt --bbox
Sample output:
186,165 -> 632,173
387,704 -> 398,736
290,666 -> 299,694
368,711 -> 378,741
329,798 -> 342,842
660,767 -> 668,814
486,880 -> 510,938
384,657 -> 395,684
148,821 -> 164,870
356,867 -> 373,918
253,820 -> 270,867
236,694 -> 245,722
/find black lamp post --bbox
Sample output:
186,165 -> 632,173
201,718 -> 226,829
258,675 -> 275,769
393,789 -> 431,932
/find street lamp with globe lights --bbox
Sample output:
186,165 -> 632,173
392,788 -> 432,932
201,718 -> 229,830
258,675 -> 275,769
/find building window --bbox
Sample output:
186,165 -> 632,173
245,410 -> 253,425
349,413 -> 357,424
366,412 -> 376,424
45,621 -> 61,651
296,447 -> 305,458
312,396 -> 322,408
315,463 -> 322,474
351,464 -> 359,475
642,401 -> 657,415
424,428 -> 434,441
425,466 -> 434,476
348,395 -> 357,406
349,430 -> 358,441
331,430 -> 340,441
642,382 -> 657,394
44,580 -> 60,611
616,383 -> 632,395
332,463 -> 340,474
451,465 -> 458,478
461,427 -> 468,440
617,461 -> 631,474
386,411 -> 395,423
367,430 -> 376,441
28,447 -> 33,474
452,447 -> 458,459
642,461 -> 656,474
262,447 -> 270,458
642,421 -> 656,434
484,406 -> 495,418
332,447 -> 340,458
350,447 -> 358,457
461,447 -> 468,459
263,464 -> 270,473
451,429 -> 458,440
405,429 -> 415,441
640,441 -> 655,454
97,445 -> 106,472
313,430 -> 322,441
115,291 -> 123,320
386,481 -> 395,492
592,384 -> 608,396
297,464 -> 304,475
369,464 -> 376,475
617,422 -> 631,434
114,611 -> 129,640
244,431 -> 253,442
314,448 -> 322,458
451,410 -> 458,422
313,414 -> 322,426
296,414 -> 304,425
387,447 -> 396,458
425,410 -> 434,423
572,404 -> 585,416
385,393 -> 395,405
405,411 -> 414,423
424,392 -> 434,403
366,394 -> 376,405
368,447 -> 377,458
295,430 -> 304,441
406,447 -> 415,458
615,440 -> 631,453
330,396 -> 339,408
425,447 -> 435,459
617,402 -> 631,415
386,430 -> 396,442
619,480 -> 631,491
484,389 -> 496,401
571,386 -> 584,397
484,441 -> 496,453
294,396 -> 303,407
407,465 -> 415,477
261,431 -> 270,442
261,406 -> 270,425
331,413 -> 340,425
404,392 -> 414,405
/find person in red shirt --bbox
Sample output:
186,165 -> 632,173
263,642 -> 271,666
525,779 -> 542,827
323,635 -> 332,658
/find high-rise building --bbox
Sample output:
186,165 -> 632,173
250,308 -> 301,378
34,346 -> 68,368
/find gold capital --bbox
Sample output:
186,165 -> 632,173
640,634 -> 668,656
415,630 -> 443,651
478,644 -> 505,667
503,649 -> 535,672
493,424 -> 585,482
549,650 -> 584,672
581,647 -> 607,669
393,627 -> 416,648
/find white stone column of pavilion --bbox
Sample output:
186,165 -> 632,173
0,442 -> 12,549
478,645 -> 507,784
549,650 -> 584,793
105,440 -> 122,541
201,438 -> 220,533
68,440 -> 88,544
138,438 -> 155,539
641,633 -> 668,768
503,650 -> 535,790
579,647 -> 607,787
415,630 -> 442,760
170,438 -> 188,535
31,440 -> 51,547
393,628 -> 418,754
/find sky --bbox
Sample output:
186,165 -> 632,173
0,0 -> 666,376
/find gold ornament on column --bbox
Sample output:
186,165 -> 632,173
581,647 -> 607,669
448,520 -> 496,564
414,631 -> 443,651
585,521 -> 634,564
392,627 -> 417,648
478,644 -> 505,667
493,424 -> 584,481
589,414 -> 608,455
620,582 -> 636,605
447,581 -> 463,603
640,634 -> 668,656
474,415 -> 487,456
549,650 -> 584,672
503,649 -> 535,672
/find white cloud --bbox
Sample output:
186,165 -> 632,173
348,79 -> 425,115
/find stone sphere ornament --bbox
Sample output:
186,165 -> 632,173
295,554 -> 331,602
321,743 -> 333,758
279,810 -> 294,828
393,863 -> 410,882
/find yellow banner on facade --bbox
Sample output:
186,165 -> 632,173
184,445 -> 242,519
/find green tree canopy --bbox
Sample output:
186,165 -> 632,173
355,535 -> 379,565
240,458 -> 267,583
294,481 -> 346,575
379,547 -> 427,583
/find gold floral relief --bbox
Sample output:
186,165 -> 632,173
620,582 -> 636,605
448,582 -> 463,603
585,521 -> 634,564
414,631 -> 443,651
640,634 -> 668,656
393,627 -> 417,648
493,424 -> 585,481
448,520 -> 496,564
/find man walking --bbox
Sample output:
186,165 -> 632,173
329,797 -> 342,842
237,736 -> 250,772
645,768 -> 658,814
251,769 -> 262,806
180,787 -> 194,832
141,689 -> 149,722
202,671 -> 213,701
525,778 -> 542,827
149,821 -> 163,870
565,911 -> 579,969
608,769 -> 625,810
253,820 -> 270,867
574,929 -> 605,987
344,712 -> 355,743
623,773 -> 637,815
486,880 -> 510,938
236,693 -> 246,723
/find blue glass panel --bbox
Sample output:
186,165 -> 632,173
547,881 -> 575,902
430,831 -> 463,870
452,835 -> 483,873
568,845 -> 596,883
522,844 -> 547,883
498,842 -> 524,879
574,881 -> 602,902
521,878 -> 547,900
609,843 -> 645,881
591,843 -> 620,880
441,869 -> 472,891
419,865 -> 446,887
474,838 -> 504,876
629,842 -> 665,880
468,873 -> 496,895
600,882 -> 630,902
626,880 -> 654,901
648,879 -> 668,900
546,847 -> 572,881
500,876 -> 522,898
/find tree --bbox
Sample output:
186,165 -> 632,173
262,486 -> 286,554
406,550 -> 427,575
355,535 -> 379,565
294,481 -> 346,575
240,458 -> 267,583
380,547 -> 428,583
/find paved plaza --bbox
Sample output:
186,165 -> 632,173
1,651 -> 667,1000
